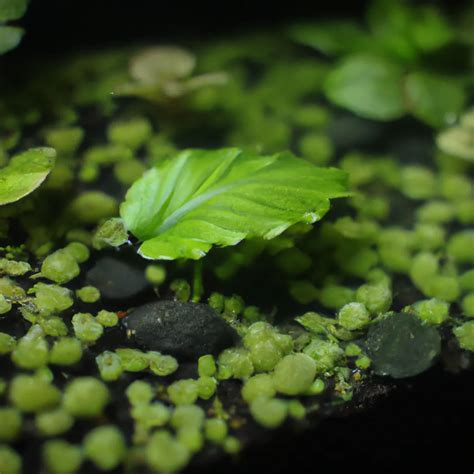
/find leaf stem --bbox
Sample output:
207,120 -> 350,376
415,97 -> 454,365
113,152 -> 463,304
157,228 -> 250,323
192,260 -> 204,303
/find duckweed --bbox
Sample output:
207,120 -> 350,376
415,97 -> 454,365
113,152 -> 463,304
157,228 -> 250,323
204,418 -> 228,443
241,373 -> 276,402
41,249 -> 80,284
126,380 -> 154,406
146,431 -> 190,473
116,348 -> 149,372
273,353 -> 317,395
69,191 -> 118,224
76,285 -> 100,303
0,445 -> 21,474
0,258 -> 30,276
303,338 -> 344,373
171,405 -> 205,430
148,352 -> 179,376
0,295 -> 11,314
337,302 -> 371,330
400,166 -> 437,200
250,397 -> 288,429
461,293 -> 474,318
198,354 -> 217,377
107,117 -> 153,151
42,440 -> 82,474
63,377 -> 109,417
167,379 -> 199,405
92,218 -> 129,249
72,313 -> 103,342
49,338 -> 83,366
447,231 -> 474,263
96,351 -> 123,381
218,347 -> 254,378
355,283 -> 392,314
83,425 -> 126,470
31,283 -> 73,315
412,298 -> 449,325
96,309 -> 119,327
0,332 -> 16,354
145,264 -> 167,285
35,409 -> 74,437
197,376 -> 217,400
9,375 -> 61,413
64,242 -> 90,263
11,326 -> 49,369
0,407 -> 22,441
177,428 -> 204,453
454,321 -> 474,352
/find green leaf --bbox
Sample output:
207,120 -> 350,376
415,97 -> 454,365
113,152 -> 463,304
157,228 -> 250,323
0,0 -> 28,22
405,72 -> 466,128
367,0 -> 453,61
121,148 -> 348,260
0,148 -> 56,206
288,21 -> 371,56
367,0 -> 421,62
0,25 -> 23,54
323,54 -> 406,121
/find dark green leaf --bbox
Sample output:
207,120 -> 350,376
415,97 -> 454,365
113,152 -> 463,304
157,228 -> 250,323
0,0 -> 28,22
288,21 -> 371,56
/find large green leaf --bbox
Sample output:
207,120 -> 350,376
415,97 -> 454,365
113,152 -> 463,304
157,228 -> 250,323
0,148 -> 56,206
0,0 -> 28,22
323,54 -> 406,121
121,148 -> 349,260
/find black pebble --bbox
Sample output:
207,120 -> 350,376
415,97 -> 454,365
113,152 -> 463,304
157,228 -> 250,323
86,257 -> 149,300
366,312 -> 441,379
122,300 -> 238,360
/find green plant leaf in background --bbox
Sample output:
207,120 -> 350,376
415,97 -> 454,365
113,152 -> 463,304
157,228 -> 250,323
121,148 -> 349,260
323,54 -> 406,121
0,148 -> 56,206
0,0 -> 28,22
288,21 -> 372,56
0,0 -> 29,54
405,72 -> 466,128
0,24 -> 22,54
367,0 -> 453,61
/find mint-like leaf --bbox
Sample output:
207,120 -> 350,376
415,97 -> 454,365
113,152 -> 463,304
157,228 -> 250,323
121,148 -> 349,260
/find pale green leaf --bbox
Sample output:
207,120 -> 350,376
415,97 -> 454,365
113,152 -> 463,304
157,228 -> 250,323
0,25 -> 23,54
0,148 -> 56,206
405,72 -> 466,128
120,148 -> 348,260
0,0 -> 28,22
323,54 -> 405,121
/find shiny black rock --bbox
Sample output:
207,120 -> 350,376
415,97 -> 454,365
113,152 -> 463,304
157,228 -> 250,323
122,300 -> 238,360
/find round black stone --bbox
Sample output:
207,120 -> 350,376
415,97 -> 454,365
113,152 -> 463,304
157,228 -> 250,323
122,300 -> 238,360
86,257 -> 149,300
366,312 -> 441,379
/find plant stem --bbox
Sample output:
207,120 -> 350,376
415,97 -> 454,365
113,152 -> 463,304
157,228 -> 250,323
192,260 -> 204,303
